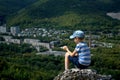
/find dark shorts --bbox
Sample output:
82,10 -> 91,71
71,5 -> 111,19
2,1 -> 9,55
68,55 -> 88,69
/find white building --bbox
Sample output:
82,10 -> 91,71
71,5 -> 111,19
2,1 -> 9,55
9,39 -> 21,44
3,36 -> 12,41
0,25 -> 7,33
24,39 -> 40,45
3,36 -> 21,44
10,26 -> 20,36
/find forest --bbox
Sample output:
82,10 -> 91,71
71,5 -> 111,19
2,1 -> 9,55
0,43 -> 120,80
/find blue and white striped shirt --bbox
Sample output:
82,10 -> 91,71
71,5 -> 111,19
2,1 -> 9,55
75,42 -> 91,66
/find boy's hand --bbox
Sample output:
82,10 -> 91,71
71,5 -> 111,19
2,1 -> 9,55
62,46 -> 68,51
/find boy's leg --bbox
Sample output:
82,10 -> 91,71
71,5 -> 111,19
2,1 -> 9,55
65,52 -> 70,70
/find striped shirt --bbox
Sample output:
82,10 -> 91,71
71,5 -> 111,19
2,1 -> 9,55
75,42 -> 91,66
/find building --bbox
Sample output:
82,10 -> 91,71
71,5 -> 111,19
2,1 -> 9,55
3,36 -> 12,41
10,26 -> 20,36
0,25 -> 7,33
24,39 -> 40,45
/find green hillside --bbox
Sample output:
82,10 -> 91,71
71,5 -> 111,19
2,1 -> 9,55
6,0 -> 120,30
0,0 -> 37,25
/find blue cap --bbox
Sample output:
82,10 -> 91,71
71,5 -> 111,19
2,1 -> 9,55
70,30 -> 85,39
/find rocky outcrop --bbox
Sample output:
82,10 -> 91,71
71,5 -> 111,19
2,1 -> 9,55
54,68 -> 112,80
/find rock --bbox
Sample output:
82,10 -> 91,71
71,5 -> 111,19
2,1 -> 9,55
54,68 -> 112,80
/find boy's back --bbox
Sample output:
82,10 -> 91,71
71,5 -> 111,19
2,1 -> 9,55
75,42 -> 91,66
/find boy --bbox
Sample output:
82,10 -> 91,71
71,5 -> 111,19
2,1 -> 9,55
61,30 -> 91,70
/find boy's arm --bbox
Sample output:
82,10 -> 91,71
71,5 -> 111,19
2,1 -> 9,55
62,46 -> 77,57
67,49 -> 77,57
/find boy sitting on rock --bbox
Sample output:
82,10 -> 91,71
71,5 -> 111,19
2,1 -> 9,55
61,30 -> 91,70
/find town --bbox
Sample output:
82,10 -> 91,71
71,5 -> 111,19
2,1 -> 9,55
0,24 -> 118,54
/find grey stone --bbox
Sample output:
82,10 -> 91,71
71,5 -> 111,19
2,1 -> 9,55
54,68 -> 112,80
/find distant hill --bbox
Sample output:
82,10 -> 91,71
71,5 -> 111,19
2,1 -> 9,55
5,0 -> 120,31
0,0 -> 37,25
